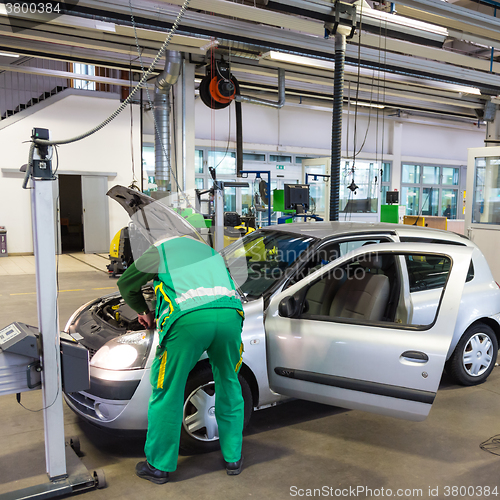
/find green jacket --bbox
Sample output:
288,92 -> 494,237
117,236 -> 243,342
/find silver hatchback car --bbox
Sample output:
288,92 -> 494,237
64,187 -> 500,453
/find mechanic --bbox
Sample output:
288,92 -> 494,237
117,235 -> 245,484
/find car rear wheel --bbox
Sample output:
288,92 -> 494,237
447,323 -> 498,386
180,364 -> 253,454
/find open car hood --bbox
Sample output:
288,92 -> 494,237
106,185 -> 206,246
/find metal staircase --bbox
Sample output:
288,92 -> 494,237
1,85 -> 68,120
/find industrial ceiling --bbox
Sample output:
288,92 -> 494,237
0,0 -> 499,122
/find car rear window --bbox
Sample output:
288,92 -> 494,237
406,256 -> 474,292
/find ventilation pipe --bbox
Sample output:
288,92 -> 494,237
235,68 -> 285,108
154,51 -> 181,194
329,33 -> 346,221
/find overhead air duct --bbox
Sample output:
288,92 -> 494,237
154,50 -> 181,194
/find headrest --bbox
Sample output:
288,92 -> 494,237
358,253 -> 385,270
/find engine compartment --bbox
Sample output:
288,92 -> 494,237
93,286 -> 156,331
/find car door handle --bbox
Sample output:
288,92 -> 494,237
401,351 -> 429,363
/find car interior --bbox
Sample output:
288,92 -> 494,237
301,252 -> 402,324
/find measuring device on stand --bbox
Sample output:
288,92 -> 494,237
0,128 -> 106,500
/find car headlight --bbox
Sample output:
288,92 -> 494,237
90,331 -> 154,370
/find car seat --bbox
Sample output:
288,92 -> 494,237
328,254 -> 390,321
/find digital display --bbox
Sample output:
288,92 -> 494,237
0,324 -> 20,344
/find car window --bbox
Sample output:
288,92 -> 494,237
291,237 -> 392,285
406,256 -> 474,292
300,252 -> 452,329
222,231 -> 316,298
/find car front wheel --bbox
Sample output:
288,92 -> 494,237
180,364 -> 253,454
447,323 -> 498,386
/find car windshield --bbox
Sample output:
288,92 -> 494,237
222,231 -> 317,298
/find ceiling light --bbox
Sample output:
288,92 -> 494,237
0,53 -> 20,58
352,0 -> 448,37
260,51 -> 481,95
360,8 -> 448,37
350,100 -> 385,109
260,51 -> 333,71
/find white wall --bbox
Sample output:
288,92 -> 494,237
2,88 -> 485,253
194,98 -> 485,175
0,90 -> 141,254
400,120 -> 484,160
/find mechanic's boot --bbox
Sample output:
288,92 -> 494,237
135,461 -> 169,484
225,457 -> 244,475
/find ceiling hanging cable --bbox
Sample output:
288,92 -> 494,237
129,61 -> 140,191
24,0 -> 191,189
346,1 -> 364,220
128,0 -> 193,207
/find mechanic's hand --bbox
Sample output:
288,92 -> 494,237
138,311 -> 155,329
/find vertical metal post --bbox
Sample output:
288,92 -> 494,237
182,58 -> 187,193
214,181 -> 224,252
329,33 -> 346,221
32,177 -> 67,480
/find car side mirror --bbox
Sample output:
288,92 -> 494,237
279,296 -> 298,318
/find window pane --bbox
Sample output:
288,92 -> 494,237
142,146 -> 155,176
195,178 -> 204,189
224,186 -> 236,212
302,253 -> 450,326
73,63 -> 96,91
195,150 -> 203,174
242,153 -> 265,162
442,189 -> 458,219
221,231 -> 315,298
381,163 -> 391,183
381,185 -> 389,205
405,254 -> 450,293
401,186 -> 420,215
241,187 -> 252,216
422,187 -> 439,216
402,164 -> 421,184
296,156 -> 314,164
442,167 -> 459,185
339,161 -> 379,213
422,166 -> 440,185
207,151 -> 236,175
270,155 -> 292,163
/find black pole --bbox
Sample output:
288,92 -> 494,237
233,77 -> 243,177
140,88 -> 144,192
330,34 -> 346,221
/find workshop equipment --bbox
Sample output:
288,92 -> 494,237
107,227 -> 133,277
4,128 -> 106,499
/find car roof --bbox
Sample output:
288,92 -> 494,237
260,221 -> 471,245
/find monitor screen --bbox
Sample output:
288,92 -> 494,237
284,184 -> 310,211
386,191 -> 399,204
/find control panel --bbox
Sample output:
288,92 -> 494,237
0,322 -> 40,358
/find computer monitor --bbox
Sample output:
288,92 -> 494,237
284,184 -> 310,214
386,191 -> 399,204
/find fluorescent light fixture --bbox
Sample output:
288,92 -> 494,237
260,51 -> 481,96
0,53 -> 19,58
352,1 -> 448,37
362,10 -> 448,36
261,51 -> 333,71
350,100 -> 385,109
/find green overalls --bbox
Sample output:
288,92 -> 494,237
118,236 -> 244,472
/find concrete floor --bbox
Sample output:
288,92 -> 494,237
2,260 -> 500,499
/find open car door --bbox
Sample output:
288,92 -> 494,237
265,242 -> 473,421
